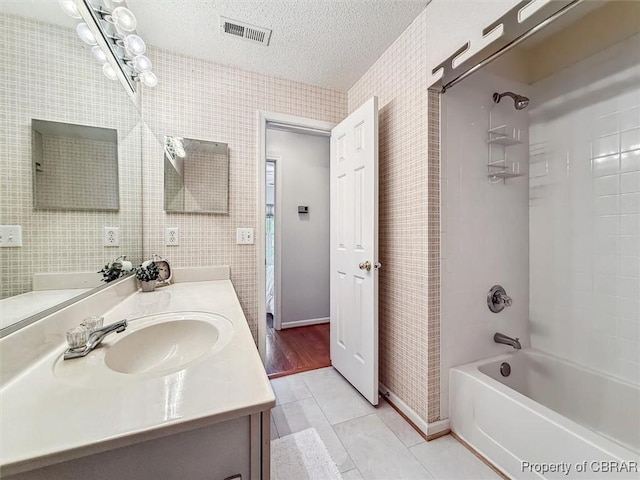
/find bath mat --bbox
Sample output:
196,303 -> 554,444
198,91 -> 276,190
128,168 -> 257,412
271,427 -> 343,480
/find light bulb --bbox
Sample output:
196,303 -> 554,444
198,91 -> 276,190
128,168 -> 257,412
124,34 -> 146,56
102,63 -> 118,81
112,7 -> 137,32
132,55 -> 152,73
140,71 -> 158,87
76,23 -> 97,46
91,46 -> 107,63
174,140 -> 186,158
58,0 -> 82,18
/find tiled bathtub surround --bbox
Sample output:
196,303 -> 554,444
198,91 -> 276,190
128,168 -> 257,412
0,14 -> 142,299
141,46 -> 346,339
529,34 -> 640,384
440,70 -> 531,418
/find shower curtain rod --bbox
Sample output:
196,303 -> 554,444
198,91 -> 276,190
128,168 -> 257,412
439,0 -> 583,94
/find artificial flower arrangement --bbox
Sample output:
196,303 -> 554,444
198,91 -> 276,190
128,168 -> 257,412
135,260 -> 160,282
98,255 -> 133,283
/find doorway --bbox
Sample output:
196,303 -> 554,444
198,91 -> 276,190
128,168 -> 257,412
262,122 -> 332,377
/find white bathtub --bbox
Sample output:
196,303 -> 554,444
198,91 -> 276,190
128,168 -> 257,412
450,349 -> 640,479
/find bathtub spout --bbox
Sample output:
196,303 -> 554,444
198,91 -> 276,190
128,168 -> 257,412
494,332 -> 521,349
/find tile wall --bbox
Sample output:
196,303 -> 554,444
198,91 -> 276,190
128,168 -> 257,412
140,46 -> 346,339
426,89 -> 441,423
348,9 -> 433,423
0,14 -> 142,299
529,34 -> 640,384
440,69 -> 531,418
182,150 -> 228,213
35,135 -> 118,211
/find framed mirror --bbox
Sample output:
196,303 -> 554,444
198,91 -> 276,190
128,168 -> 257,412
164,136 -> 229,214
0,5 -> 142,335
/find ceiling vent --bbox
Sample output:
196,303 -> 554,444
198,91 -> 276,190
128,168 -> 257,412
220,16 -> 272,46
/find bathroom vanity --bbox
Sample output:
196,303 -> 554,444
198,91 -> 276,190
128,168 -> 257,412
0,267 -> 274,480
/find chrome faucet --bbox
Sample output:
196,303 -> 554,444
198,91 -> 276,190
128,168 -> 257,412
494,332 -> 521,350
487,285 -> 513,313
64,319 -> 128,360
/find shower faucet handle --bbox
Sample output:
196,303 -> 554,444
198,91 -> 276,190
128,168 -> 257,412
498,292 -> 513,307
487,285 -> 512,313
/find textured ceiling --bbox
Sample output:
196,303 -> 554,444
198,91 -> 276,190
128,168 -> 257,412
2,0 -> 430,91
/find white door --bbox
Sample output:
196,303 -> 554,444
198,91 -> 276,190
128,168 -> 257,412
330,96 -> 379,405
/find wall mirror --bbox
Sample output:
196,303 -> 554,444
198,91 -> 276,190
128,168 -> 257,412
32,119 -> 120,211
0,5 -> 142,336
164,136 -> 229,214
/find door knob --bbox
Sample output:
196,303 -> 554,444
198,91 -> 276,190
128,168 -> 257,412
359,261 -> 371,272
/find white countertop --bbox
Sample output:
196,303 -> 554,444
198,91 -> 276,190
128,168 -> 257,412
0,288 -> 92,329
0,280 -> 275,475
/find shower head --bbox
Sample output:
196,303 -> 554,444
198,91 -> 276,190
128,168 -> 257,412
493,91 -> 529,110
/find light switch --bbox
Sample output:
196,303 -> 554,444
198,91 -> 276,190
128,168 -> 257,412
236,228 -> 254,245
0,225 -> 23,247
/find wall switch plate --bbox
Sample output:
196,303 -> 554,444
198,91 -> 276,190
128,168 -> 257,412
103,227 -> 119,247
236,228 -> 254,245
165,227 -> 180,246
0,225 -> 23,247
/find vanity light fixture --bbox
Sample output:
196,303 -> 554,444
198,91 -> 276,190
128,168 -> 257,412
140,71 -> 158,88
58,0 -> 82,19
76,22 -> 97,45
110,6 -> 138,31
132,54 -> 152,73
165,136 -> 186,160
102,63 -> 118,81
59,0 -> 157,109
124,34 -> 146,56
91,44 -> 107,63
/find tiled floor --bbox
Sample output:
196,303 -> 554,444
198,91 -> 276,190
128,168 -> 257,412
270,367 -> 501,480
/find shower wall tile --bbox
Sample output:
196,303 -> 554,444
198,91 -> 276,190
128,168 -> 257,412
348,9 -> 437,424
439,70 -> 531,419
529,34 -> 640,385
140,46 -> 346,339
0,14 -> 142,299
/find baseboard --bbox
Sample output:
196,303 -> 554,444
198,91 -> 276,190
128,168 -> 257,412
426,419 -> 451,438
378,382 -> 450,438
280,317 -> 329,329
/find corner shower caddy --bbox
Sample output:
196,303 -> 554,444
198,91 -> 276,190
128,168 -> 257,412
487,114 -> 524,184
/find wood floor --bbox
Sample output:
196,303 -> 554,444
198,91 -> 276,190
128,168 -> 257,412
266,314 -> 331,378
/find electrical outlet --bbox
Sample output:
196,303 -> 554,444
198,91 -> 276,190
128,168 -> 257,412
0,225 -> 23,247
103,227 -> 119,247
165,227 -> 180,246
236,228 -> 254,245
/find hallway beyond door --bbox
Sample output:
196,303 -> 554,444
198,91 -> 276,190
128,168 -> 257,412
266,314 -> 330,378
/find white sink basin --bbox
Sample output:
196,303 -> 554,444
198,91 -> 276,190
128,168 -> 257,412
105,319 -> 218,375
54,311 -> 234,384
